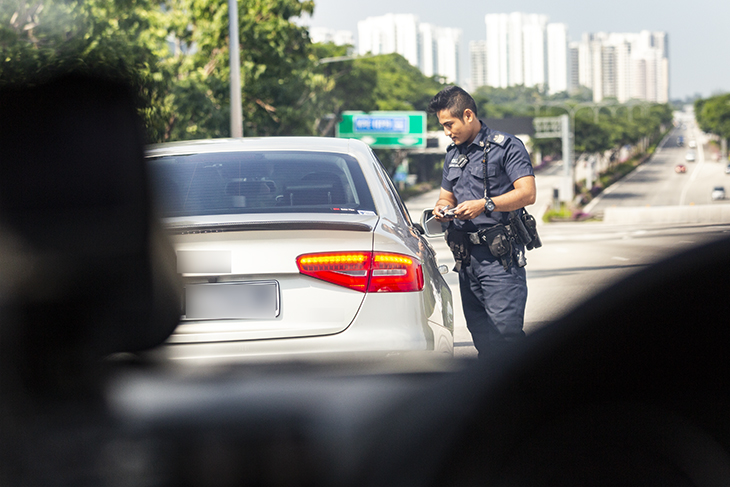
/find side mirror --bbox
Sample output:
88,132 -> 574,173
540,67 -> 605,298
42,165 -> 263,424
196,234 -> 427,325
420,208 -> 448,238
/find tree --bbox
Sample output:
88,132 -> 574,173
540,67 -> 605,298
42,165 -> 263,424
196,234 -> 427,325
158,0 -> 323,140
0,0 -> 173,140
696,94 -> 730,140
308,42 -> 379,136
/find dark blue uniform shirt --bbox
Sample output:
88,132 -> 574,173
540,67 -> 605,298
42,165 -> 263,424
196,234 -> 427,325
441,121 -> 534,231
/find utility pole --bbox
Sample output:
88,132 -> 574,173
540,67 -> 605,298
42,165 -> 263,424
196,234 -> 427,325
533,114 -> 573,202
560,114 -> 574,202
228,0 -> 243,137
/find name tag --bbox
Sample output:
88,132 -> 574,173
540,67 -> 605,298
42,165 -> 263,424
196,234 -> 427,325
449,154 -> 469,168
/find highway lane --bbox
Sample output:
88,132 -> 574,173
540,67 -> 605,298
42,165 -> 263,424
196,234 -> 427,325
523,221 -> 730,332
587,117 -> 730,216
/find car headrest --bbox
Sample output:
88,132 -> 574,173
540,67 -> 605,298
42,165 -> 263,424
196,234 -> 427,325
0,74 -> 181,389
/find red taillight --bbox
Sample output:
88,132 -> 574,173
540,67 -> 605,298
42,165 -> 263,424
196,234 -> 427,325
296,251 -> 424,293
370,253 -> 424,293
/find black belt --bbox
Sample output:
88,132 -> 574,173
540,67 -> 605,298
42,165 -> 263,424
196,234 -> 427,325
466,224 -> 505,245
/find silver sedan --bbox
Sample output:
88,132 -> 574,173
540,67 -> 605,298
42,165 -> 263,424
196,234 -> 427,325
145,137 -> 454,362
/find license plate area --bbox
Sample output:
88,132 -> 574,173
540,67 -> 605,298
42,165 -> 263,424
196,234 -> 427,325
184,281 -> 280,320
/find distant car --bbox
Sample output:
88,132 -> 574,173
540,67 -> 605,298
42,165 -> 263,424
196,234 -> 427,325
685,150 -> 696,162
725,163 -> 730,175
688,139 -> 697,148
677,135 -> 684,146
146,137 -> 454,361
674,164 -> 687,173
711,186 -> 726,201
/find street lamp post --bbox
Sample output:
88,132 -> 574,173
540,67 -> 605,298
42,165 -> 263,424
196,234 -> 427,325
228,0 -> 243,137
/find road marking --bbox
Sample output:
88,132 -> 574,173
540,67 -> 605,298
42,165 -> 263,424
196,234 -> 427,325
583,127 -> 675,215
679,125 -> 706,205
612,256 -> 630,261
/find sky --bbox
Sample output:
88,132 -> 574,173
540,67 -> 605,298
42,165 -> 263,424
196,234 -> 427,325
302,0 -> 730,101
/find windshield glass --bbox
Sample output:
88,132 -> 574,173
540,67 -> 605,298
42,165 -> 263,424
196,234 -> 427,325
148,151 -> 376,217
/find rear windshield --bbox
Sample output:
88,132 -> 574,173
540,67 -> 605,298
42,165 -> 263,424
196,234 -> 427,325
148,151 -> 376,217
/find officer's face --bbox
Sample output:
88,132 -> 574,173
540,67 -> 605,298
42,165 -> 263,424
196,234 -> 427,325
436,108 -> 478,146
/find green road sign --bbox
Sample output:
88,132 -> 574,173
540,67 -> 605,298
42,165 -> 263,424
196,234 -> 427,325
336,111 -> 427,149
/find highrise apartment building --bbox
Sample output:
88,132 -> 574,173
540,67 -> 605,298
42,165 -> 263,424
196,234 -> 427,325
482,13 -> 568,94
577,31 -> 669,103
469,40 -> 488,89
357,14 -> 420,67
419,24 -> 461,83
568,42 -> 580,94
546,23 -> 569,94
357,14 -> 461,84
354,12 -> 668,103
484,13 -> 546,88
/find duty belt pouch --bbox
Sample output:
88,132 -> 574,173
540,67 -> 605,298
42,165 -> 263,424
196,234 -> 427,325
445,227 -> 471,272
480,225 -> 512,270
521,211 -> 542,250
508,209 -> 543,251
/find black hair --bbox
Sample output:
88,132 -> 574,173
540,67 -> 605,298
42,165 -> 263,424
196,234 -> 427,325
427,85 -> 478,119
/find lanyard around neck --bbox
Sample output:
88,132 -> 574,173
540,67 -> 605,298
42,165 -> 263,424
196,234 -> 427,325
482,141 -> 492,199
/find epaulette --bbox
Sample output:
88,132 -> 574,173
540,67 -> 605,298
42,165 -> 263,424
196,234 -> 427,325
487,132 -> 509,147
446,142 -> 456,152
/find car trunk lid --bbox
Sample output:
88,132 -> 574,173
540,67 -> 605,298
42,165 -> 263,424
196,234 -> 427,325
166,213 -> 377,343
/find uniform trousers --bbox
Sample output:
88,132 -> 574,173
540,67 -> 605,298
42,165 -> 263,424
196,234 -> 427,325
459,243 -> 527,358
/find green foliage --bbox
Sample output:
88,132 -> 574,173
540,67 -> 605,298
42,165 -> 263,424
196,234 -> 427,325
696,93 -> 730,139
159,0 -> 321,139
309,42 -> 379,136
0,0 -> 172,139
1,0 -> 324,141
472,85 -> 543,119
542,203 -> 572,222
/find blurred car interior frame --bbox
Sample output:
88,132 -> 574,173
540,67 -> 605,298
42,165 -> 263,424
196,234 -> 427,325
0,73 -> 181,484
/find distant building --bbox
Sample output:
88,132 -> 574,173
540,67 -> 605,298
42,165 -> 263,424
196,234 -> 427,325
469,40 -> 488,89
357,14 -> 420,67
354,12 -> 668,104
421,24 -> 461,83
568,41 -> 580,94
484,13 -> 548,88
576,31 -> 669,103
546,23 -> 569,94
482,13 -> 568,94
357,14 -> 461,84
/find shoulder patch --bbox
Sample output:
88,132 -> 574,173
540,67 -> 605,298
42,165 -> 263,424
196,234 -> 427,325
487,133 -> 509,147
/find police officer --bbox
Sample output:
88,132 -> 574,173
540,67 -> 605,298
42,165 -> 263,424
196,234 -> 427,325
428,86 -> 536,358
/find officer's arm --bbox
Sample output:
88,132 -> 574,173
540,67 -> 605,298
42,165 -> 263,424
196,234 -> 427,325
492,175 -> 536,212
452,176 -> 536,219
433,188 -> 458,220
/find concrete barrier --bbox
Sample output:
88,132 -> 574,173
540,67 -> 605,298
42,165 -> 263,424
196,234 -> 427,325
604,204 -> 730,224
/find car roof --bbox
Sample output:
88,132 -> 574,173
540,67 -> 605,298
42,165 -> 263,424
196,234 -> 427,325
146,137 -> 370,157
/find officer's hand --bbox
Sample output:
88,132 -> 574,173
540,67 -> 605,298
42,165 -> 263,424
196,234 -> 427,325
453,199 -> 486,220
433,206 -> 454,222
